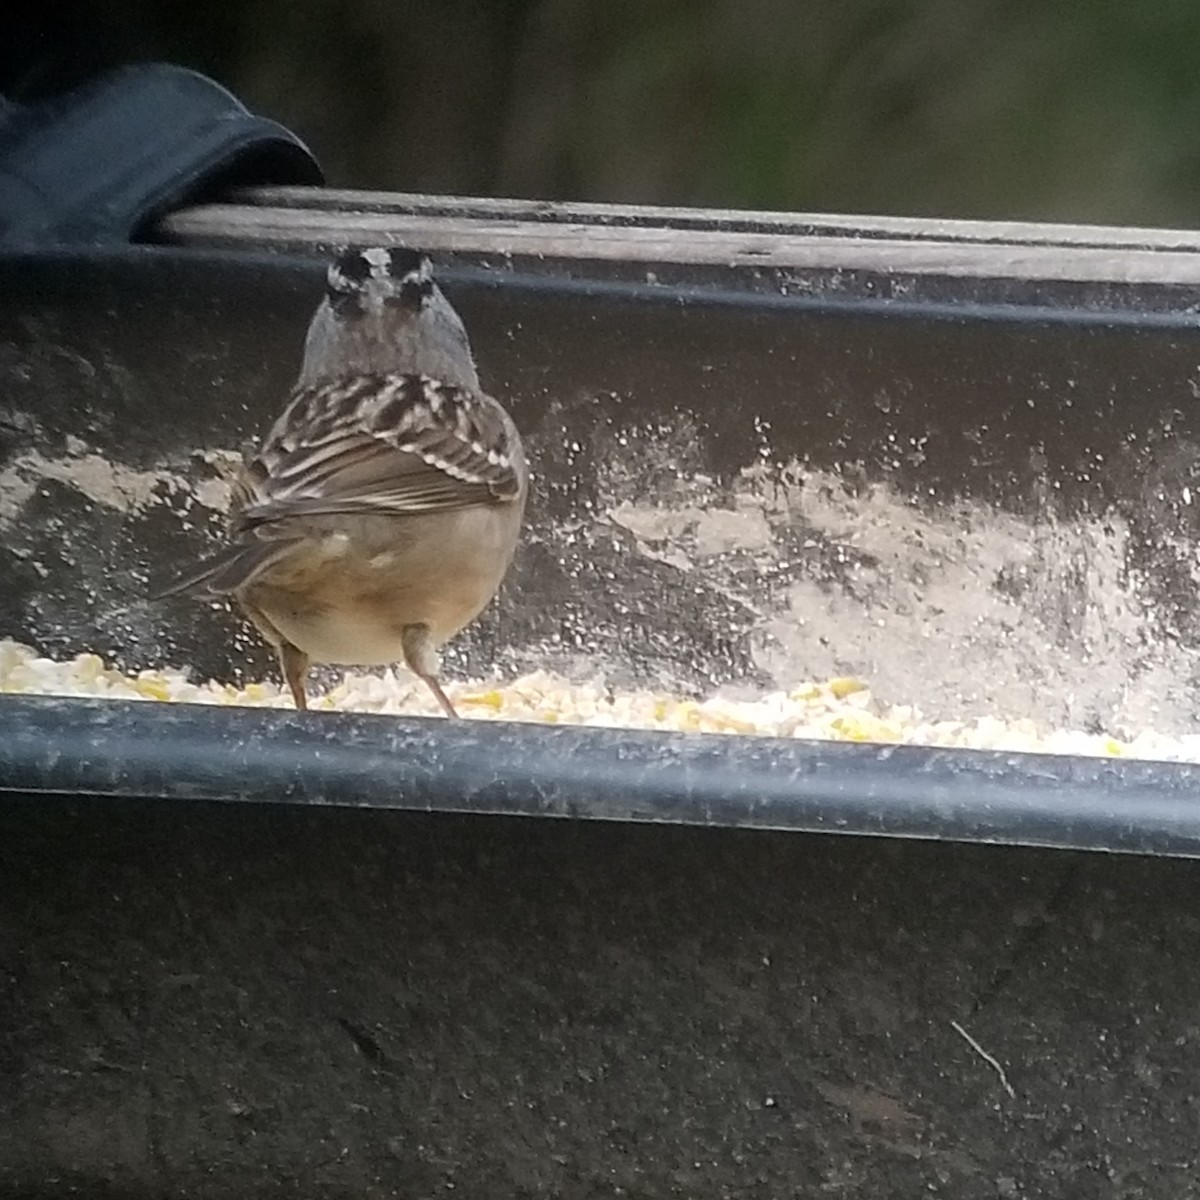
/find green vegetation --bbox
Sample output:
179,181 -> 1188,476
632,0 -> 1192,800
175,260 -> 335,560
15,0 -> 1200,223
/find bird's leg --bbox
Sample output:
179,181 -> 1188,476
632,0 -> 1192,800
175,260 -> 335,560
279,639 -> 311,711
401,624 -> 458,718
240,595 -> 310,711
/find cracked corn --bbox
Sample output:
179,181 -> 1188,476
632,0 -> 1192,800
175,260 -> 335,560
3,637 -> 1200,762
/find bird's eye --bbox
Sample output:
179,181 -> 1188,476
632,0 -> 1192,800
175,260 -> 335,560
329,290 -> 366,318
385,278 -> 435,311
386,247 -> 428,277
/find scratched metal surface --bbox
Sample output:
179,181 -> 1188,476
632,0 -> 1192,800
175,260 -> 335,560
3,245 -> 1200,733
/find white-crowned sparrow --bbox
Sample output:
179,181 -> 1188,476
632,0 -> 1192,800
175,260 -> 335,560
158,247 -> 528,717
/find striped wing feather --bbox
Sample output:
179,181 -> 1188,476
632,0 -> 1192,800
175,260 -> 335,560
232,373 -> 521,530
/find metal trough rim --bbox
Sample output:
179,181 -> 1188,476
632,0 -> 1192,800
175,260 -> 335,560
143,187 -> 1200,326
154,186 -> 1200,287
3,694 -> 1200,860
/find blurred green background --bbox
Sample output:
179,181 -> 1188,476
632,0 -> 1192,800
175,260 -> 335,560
9,1 -> 1200,225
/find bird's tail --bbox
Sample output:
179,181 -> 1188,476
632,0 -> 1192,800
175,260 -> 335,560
151,540 -> 301,601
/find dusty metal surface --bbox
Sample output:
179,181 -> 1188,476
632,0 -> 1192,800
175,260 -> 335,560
4,244 -> 1200,735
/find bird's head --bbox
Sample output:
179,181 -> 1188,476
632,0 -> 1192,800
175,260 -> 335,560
300,246 -> 479,392
324,247 -> 435,318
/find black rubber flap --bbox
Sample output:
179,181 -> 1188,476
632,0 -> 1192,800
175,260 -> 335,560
0,62 -> 322,247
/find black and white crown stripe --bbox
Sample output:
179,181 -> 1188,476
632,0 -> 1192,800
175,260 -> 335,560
325,247 -> 433,297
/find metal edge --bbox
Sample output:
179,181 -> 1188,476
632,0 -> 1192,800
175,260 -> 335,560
3,695 -> 1200,859
5,243 -> 1200,333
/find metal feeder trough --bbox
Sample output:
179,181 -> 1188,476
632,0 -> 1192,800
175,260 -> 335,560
4,65 -> 1200,1199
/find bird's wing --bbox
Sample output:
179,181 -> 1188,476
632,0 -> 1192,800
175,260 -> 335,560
232,373 -> 523,531
155,374 -> 523,599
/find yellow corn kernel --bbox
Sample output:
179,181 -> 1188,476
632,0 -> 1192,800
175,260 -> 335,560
135,677 -> 171,701
461,689 -> 505,710
74,652 -> 106,683
702,712 -> 759,735
827,712 -> 902,743
828,677 -> 869,699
